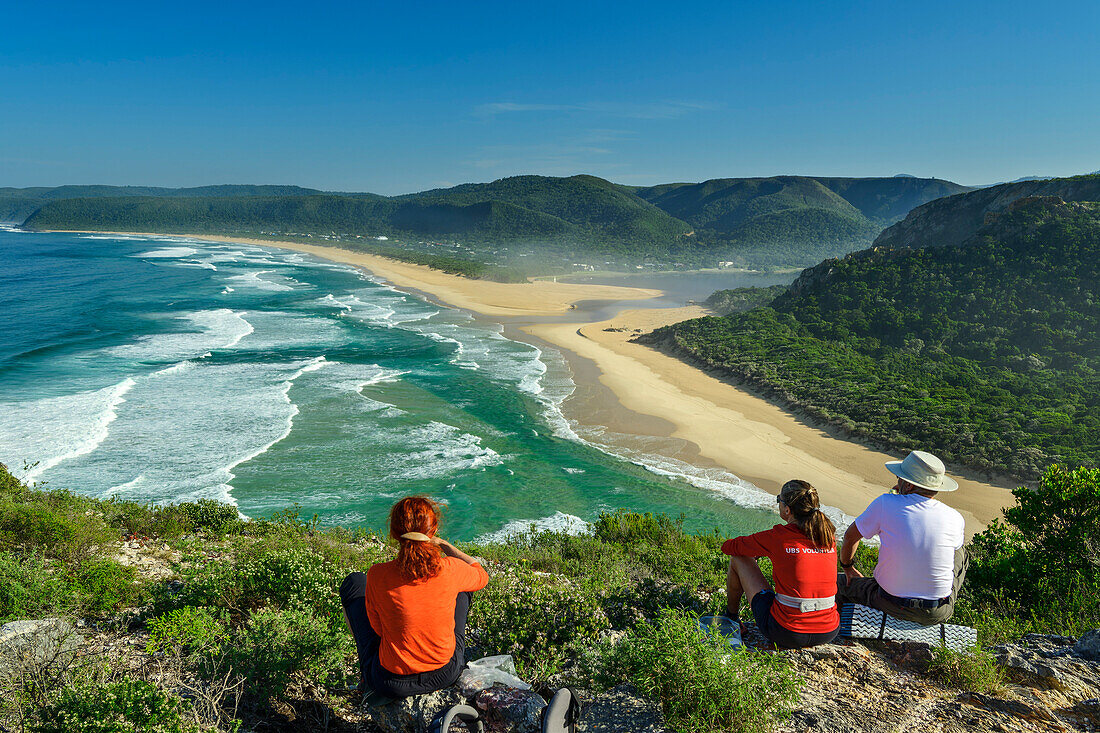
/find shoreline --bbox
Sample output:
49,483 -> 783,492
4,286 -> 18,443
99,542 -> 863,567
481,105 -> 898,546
56,230 -> 1018,535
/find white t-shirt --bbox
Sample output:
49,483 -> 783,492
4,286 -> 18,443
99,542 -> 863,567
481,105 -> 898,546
855,493 -> 965,600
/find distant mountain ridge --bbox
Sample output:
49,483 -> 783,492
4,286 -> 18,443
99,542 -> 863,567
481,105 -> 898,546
629,175 -> 969,265
18,173 -> 969,268
873,174 -> 1100,251
0,184 -> 328,223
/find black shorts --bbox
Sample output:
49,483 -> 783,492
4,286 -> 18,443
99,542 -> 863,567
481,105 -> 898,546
750,589 -> 839,649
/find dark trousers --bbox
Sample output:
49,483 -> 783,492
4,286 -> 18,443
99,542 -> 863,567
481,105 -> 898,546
836,546 -> 969,626
339,572 -> 472,698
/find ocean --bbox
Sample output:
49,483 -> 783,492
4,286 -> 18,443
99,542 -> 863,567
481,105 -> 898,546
0,228 -> 783,540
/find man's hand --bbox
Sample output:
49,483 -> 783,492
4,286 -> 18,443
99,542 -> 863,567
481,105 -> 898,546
844,566 -> 864,580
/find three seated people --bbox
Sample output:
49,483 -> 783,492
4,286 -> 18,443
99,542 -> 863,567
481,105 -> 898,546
345,449 -> 968,698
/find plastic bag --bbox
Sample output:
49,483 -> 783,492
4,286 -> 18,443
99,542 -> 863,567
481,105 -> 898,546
697,615 -> 743,648
457,654 -> 531,694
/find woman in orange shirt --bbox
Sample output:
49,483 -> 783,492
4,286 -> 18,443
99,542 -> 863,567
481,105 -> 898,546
340,496 -> 489,698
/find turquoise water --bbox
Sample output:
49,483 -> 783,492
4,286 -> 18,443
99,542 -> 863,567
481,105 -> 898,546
0,228 -> 780,540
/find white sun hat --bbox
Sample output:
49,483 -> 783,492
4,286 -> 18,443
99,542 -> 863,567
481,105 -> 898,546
885,450 -> 959,492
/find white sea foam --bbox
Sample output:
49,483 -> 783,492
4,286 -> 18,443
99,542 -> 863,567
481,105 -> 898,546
0,378 -> 136,483
400,422 -> 505,478
104,309 -> 254,361
477,512 -> 593,544
72,356 -> 330,508
136,246 -> 200,258
226,270 -> 296,291
177,260 -> 218,270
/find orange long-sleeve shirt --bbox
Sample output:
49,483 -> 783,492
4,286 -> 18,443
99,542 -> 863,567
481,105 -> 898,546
365,557 -> 489,674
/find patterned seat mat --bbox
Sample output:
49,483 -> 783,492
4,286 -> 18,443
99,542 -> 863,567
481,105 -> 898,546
839,603 -> 977,652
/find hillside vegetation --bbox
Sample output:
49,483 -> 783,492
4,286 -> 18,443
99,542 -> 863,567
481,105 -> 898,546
19,174 -> 966,270
644,197 -> 1100,480
2,458 -> 1097,731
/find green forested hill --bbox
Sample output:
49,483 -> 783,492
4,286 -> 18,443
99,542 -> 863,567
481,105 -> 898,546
24,175 -> 694,258
0,184 -> 326,223
631,175 -> 968,266
643,198 -> 1100,479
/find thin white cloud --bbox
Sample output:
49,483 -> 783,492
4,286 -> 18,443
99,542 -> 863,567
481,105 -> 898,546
474,100 -> 718,120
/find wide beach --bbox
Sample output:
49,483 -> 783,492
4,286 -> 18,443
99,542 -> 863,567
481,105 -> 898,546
60,232 -> 1020,535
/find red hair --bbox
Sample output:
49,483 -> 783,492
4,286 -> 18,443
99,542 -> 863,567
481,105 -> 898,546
390,496 -> 443,581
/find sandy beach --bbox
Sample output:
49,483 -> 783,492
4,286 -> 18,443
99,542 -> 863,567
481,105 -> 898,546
62,232 -> 1019,534
522,308 -> 1018,537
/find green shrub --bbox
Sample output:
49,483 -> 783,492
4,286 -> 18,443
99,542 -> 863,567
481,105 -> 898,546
0,551 -> 66,621
603,578 -> 711,629
963,465 -> 1100,639
592,511 -> 726,586
469,570 -> 610,679
27,677 -> 220,733
146,607 -> 228,656
170,547 -> 346,623
0,499 -> 116,562
602,608 -> 801,733
68,557 -> 139,616
222,607 -> 350,699
925,645 -> 1005,694
174,500 -> 242,535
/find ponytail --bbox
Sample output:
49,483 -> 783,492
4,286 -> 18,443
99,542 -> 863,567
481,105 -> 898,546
390,496 -> 444,581
779,480 -> 836,550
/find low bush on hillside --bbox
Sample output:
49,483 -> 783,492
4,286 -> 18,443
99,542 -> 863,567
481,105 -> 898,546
924,645 -> 1005,694
958,465 -> 1100,640
601,608 -> 800,733
469,570 -> 610,679
26,677 -> 223,733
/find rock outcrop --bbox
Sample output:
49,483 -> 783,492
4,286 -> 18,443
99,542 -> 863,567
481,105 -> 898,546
779,634 -> 1100,733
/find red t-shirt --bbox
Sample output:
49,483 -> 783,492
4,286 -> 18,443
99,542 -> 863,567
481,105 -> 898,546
365,557 -> 489,674
722,523 -> 839,634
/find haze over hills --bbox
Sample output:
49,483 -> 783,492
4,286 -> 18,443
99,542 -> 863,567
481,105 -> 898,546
17,174 -> 967,270
630,175 -> 968,266
644,176 -> 1100,480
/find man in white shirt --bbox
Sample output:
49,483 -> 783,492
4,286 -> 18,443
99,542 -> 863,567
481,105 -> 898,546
836,450 -> 968,625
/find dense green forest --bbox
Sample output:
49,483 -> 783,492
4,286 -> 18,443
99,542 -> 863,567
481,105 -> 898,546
17,174 -> 966,269
705,285 -> 788,315
644,198 -> 1100,480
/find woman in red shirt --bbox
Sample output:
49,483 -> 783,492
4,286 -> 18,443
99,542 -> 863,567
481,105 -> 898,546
340,496 -> 488,698
723,480 -> 840,649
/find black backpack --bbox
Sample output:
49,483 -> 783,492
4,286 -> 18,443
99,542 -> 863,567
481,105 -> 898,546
429,688 -> 582,733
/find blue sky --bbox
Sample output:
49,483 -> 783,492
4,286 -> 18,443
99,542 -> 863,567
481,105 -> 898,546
2,0 -> 1097,194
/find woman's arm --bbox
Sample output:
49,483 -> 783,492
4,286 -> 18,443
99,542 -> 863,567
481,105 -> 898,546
432,537 -> 479,565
